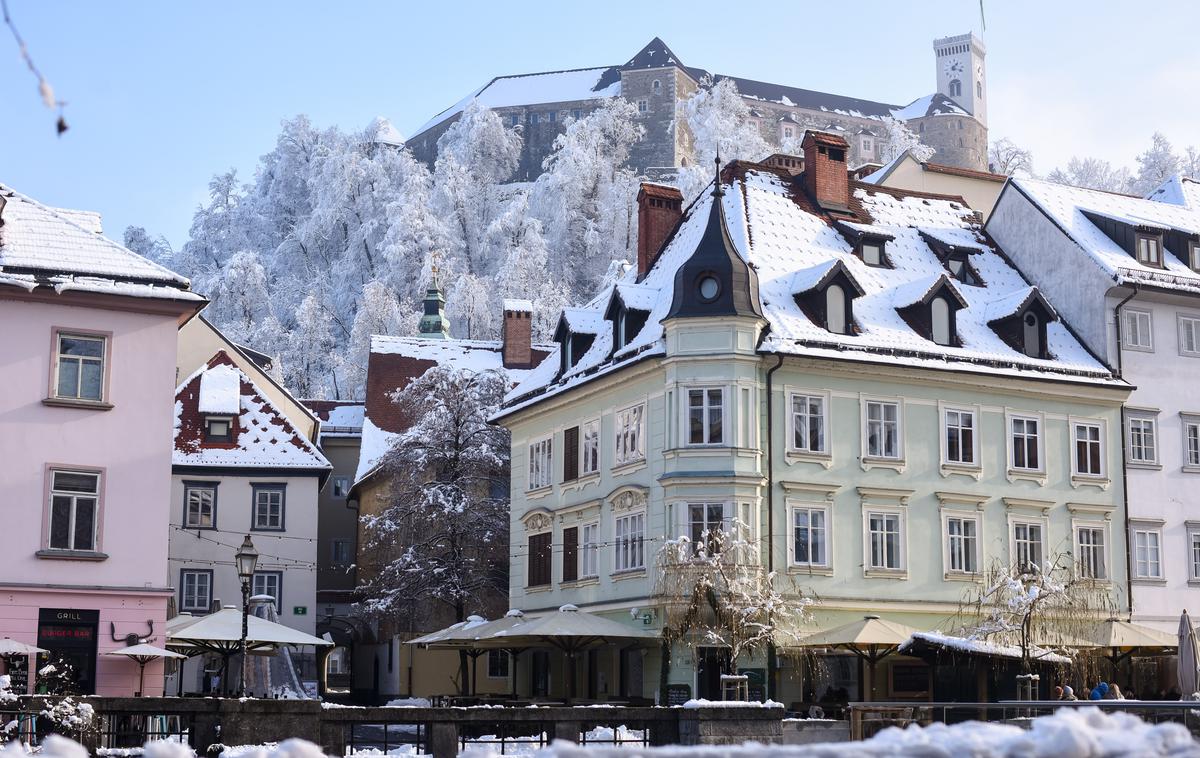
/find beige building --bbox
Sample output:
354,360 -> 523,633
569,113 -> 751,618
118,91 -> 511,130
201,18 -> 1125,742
864,150 -> 1007,219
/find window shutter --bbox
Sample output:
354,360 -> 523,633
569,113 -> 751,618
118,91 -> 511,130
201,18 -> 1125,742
528,533 -> 552,586
562,527 -> 578,583
563,426 -> 579,482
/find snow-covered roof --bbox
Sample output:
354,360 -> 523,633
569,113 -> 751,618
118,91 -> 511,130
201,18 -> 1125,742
174,352 -> 331,471
901,630 -> 1072,665
371,117 -> 404,147
303,400 -> 364,439
503,298 -> 534,312
504,161 -> 1119,414
0,182 -> 201,303
889,92 -> 969,120
1007,176 -> 1200,294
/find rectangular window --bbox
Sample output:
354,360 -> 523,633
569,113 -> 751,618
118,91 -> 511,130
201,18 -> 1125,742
1123,309 -> 1153,350
509,114 -> 519,127
530,113 -> 539,125
688,502 -> 725,555
528,532 -> 552,586
1133,529 -> 1162,579
205,416 -> 233,443
252,485 -> 285,530
1077,526 -> 1107,580
1136,234 -> 1162,266
562,426 -> 580,482
1010,415 -> 1041,471
1072,421 -> 1104,477
251,571 -> 283,611
614,512 -> 645,572
1192,531 -> 1200,580
547,111 -> 556,123
1128,417 -> 1158,464
637,99 -> 648,113
330,539 -> 351,565
791,394 -> 826,453
184,484 -> 216,529
54,332 -> 106,401
48,469 -> 100,551
180,570 -> 213,613
561,527 -> 578,583
1182,316 -> 1200,357
861,241 -> 883,266
580,522 -> 599,578
581,419 -> 600,475
867,512 -> 902,570
1013,521 -> 1044,571
944,408 -> 976,465
615,404 -> 645,466
687,388 -> 724,445
864,400 -> 900,459
791,507 -> 828,568
571,109 -> 582,120
946,516 -> 979,574
331,476 -> 350,498
1186,421 -> 1200,468
487,650 -> 510,679
528,437 -> 553,489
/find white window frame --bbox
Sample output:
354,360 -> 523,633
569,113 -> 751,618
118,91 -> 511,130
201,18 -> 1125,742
941,510 -> 982,578
1073,520 -> 1110,581
684,386 -> 727,447
789,502 -> 832,571
1136,234 -> 1163,267
1070,418 -> 1107,481
581,418 -> 601,476
180,569 -> 213,613
1179,314 -> 1200,357
637,99 -> 648,114
1126,412 -> 1159,466
1182,414 -> 1200,472
940,405 -> 980,470
1130,523 -> 1164,580
1009,517 -> 1046,573
614,511 -> 646,573
1007,411 -> 1045,475
53,331 -> 108,402
861,397 -> 903,462
579,521 -> 599,579
1123,308 -> 1154,351
788,391 -> 830,457
1188,522 -> 1200,583
47,469 -> 102,552
862,506 -> 906,575
251,571 -> 283,611
527,435 -> 554,491
614,403 -> 646,467
685,501 -> 728,555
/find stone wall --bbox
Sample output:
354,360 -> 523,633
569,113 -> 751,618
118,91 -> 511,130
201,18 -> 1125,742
910,113 -> 988,171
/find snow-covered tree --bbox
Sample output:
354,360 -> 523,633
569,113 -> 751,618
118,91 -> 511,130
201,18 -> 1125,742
1130,132 -> 1182,197
677,78 -> 771,200
123,226 -> 173,264
1046,157 -> 1132,193
342,280 -> 415,398
356,365 -> 510,643
879,116 -> 934,164
204,251 -> 273,345
989,137 -> 1034,176
491,194 -> 572,341
285,292 -> 337,398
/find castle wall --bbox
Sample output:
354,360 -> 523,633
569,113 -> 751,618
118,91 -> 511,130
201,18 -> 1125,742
910,113 -> 988,172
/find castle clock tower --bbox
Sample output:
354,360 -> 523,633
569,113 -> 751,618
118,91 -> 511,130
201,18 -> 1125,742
933,33 -> 987,127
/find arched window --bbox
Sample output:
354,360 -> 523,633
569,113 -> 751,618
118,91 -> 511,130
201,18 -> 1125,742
826,285 -> 846,334
652,79 -> 661,93
976,81 -> 983,98
931,296 -> 951,345
949,79 -> 962,97
1023,312 -> 1041,358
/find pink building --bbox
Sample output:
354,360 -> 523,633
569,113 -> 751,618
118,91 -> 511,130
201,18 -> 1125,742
0,183 -> 203,695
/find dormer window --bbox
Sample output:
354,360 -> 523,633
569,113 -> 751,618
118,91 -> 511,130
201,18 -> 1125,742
986,287 -> 1056,361
931,297 -> 952,345
836,222 -> 893,268
1137,234 -> 1162,267
205,416 -> 233,443
862,241 -> 884,267
945,253 -> 980,285
826,284 -> 848,334
1022,312 -> 1041,358
894,274 -> 966,348
1190,242 -> 1200,273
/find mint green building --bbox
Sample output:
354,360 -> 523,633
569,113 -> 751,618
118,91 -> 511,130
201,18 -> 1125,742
494,134 -> 1131,706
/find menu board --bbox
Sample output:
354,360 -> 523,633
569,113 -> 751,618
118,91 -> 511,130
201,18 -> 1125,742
666,683 -> 691,706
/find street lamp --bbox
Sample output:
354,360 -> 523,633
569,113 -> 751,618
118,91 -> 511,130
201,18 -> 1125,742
235,535 -> 259,697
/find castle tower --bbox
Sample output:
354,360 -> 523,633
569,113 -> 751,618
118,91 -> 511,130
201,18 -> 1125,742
418,267 -> 451,340
933,33 -> 987,126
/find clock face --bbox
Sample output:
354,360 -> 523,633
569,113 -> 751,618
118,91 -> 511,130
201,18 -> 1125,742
943,59 -> 964,77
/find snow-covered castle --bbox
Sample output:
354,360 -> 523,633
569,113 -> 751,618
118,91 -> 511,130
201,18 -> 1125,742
406,34 -> 989,179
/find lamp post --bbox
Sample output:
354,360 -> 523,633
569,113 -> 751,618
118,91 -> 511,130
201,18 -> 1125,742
235,534 -> 259,697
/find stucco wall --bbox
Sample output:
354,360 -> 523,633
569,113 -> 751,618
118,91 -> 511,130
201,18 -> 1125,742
878,157 -> 1004,218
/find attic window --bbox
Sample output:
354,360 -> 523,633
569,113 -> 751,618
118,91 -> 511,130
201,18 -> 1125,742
697,273 -> 721,303
931,297 -> 952,345
861,241 -> 886,267
1022,312 -> 1042,358
1190,242 -> 1200,273
1136,234 -> 1163,267
826,285 -> 848,334
945,253 -> 981,285
205,417 -> 233,443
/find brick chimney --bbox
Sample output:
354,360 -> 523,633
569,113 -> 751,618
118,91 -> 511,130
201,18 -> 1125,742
802,131 -> 851,211
501,299 -> 534,369
636,182 -> 683,278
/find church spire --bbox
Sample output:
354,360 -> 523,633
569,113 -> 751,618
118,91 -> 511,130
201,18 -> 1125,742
418,262 -> 451,340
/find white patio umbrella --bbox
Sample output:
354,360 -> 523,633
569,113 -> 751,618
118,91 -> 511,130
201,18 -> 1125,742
0,638 -> 47,695
410,610 -> 530,696
106,643 -> 186,696
1178,610 -> 1200,699
795,615 -> 920,701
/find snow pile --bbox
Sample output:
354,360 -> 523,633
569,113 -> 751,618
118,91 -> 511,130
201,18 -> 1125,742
384,697 -> 431,708
219,741 -> 328,758
680,699 -> 785,709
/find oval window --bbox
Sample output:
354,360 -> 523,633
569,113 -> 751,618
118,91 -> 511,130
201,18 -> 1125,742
698,275 -> 720,302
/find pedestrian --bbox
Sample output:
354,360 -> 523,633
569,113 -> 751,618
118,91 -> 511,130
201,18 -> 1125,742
1054,685 -> 1064,700
1107,683 -> 1125,700
1090,681 -> 1108,700
1062,686 -> 1078,701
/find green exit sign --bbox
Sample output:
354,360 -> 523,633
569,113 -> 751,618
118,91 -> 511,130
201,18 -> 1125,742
293,606 -> 308,616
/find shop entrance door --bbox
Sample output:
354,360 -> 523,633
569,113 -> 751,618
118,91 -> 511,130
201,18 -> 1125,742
37,608 -> 99,694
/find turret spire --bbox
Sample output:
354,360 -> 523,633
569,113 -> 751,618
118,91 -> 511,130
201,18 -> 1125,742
418,259 -> 451,340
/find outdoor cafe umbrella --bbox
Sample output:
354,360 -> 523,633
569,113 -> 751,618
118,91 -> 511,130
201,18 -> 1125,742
0,638 -> 47,694
469,604 -> 656,700
1084,617 -> 1176,681
1178,611 -> 1200,699
410,611 -> 529,696
794,615 -> 919,701
106,643 -> 185,697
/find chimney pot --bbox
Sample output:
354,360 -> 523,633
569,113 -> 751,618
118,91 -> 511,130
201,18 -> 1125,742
802,131 -> 851,212
636,182 -> 683,278
501,300 -> 534,369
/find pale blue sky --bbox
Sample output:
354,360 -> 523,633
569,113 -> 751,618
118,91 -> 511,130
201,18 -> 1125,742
1,1 -> 1196,248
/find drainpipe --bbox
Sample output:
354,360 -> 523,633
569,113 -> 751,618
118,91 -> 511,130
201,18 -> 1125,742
1113,283 -> 1139,618
764,353 -> 785,700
